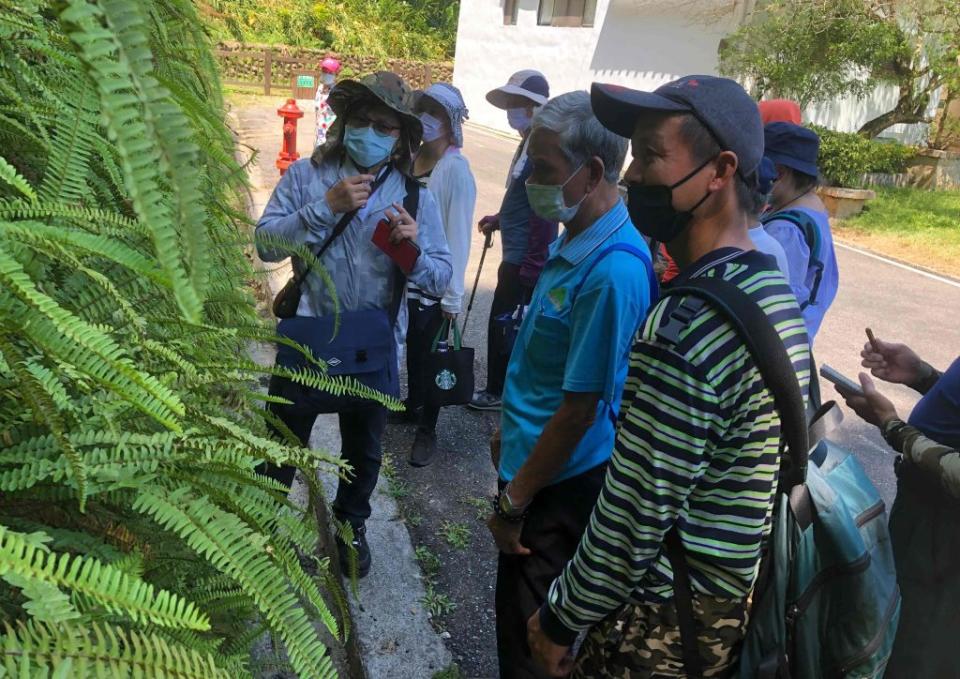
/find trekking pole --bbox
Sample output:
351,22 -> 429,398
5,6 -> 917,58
463,230 -> 493,333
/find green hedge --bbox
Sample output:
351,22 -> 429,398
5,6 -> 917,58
810,126 -> 916,188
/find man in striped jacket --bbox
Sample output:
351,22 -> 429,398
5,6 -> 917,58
526,76 -> 812,677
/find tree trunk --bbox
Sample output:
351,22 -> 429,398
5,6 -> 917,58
857,81 -> 935,138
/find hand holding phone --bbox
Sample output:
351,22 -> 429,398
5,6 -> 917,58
385,202 -> 418,243
820,364 -> 864,397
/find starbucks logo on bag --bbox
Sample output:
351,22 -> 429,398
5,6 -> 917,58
435,369 -> 457,391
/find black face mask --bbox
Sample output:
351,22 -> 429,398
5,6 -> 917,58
627,157 -> 715,243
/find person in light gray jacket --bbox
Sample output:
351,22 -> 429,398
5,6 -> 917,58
255,71 -> 452,578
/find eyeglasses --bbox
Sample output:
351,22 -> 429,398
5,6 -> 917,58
347,114 -> 401,136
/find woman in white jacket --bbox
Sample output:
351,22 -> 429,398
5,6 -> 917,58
403,83 -> 478,466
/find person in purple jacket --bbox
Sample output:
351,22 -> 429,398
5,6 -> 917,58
469,70 -> 559,411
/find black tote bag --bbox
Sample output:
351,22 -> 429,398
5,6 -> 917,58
424,320 -> 474,408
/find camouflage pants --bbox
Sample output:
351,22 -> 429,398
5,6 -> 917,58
572,594 -> 749,678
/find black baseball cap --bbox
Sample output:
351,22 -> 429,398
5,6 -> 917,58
591,75 -> 764,181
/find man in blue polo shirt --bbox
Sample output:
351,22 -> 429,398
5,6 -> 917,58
485,91 -> 656,678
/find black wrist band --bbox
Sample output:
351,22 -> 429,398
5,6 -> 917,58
882,419 -> 909,450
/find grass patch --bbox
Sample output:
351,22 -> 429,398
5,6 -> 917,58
415,545 -> 442,579
439,521 -> 471,550
833,187 -> 960,278
462,496 -> 492,521
432,664 -> 464,679
421,584 -> 457,617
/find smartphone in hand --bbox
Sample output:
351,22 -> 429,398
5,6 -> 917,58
372,219 -> 420,274
820,364 -> 864,397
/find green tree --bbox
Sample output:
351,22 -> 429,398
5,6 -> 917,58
202,0 -> 460,60
720,0 -> 960,140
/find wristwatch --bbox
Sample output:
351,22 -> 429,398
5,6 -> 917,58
494,484 -> 529,523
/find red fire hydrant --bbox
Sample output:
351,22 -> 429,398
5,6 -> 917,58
276,98 -> 304,176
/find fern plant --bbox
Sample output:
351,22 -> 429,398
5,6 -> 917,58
0,0 -> 382,675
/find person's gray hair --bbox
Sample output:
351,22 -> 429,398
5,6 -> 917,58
531,91 -> 627,183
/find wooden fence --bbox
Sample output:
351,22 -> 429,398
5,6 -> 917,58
216,48 -> 437,97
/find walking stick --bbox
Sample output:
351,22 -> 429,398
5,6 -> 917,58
463,230 -> 493,333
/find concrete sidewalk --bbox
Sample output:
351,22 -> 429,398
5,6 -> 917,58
232,100 -> 453,679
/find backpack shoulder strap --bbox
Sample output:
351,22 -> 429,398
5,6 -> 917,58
658,276 -> 809,679
571,241 -> 659,305
762,209 -> 824,309
761,209 -> 821,259
664,276 -> 809,480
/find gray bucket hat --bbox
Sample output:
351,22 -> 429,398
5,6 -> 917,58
327,71 -> 423,142
420,83 -> 469,147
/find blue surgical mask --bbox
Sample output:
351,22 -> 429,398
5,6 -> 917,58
419,112 -> 446,143
507,107 -> 532,132
343,125 -> 396,168
321,73 -> 336,86
525,164 -> 585,222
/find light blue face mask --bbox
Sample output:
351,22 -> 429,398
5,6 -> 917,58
343,125 -> 397,168
419,112 -> 446,143
507,107 -> 532,132
525,164 -> 586,223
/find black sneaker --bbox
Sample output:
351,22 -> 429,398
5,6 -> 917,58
467,390 -> 502,411
408,428 -> 438,467
337,524 -> 371,578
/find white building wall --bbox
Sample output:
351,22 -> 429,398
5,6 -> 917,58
453,0 -> 746,134
453,0 -> 933,144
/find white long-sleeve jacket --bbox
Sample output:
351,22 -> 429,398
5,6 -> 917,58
408,148 -> 477,314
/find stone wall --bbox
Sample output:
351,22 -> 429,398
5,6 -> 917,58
216,41 -> 454,92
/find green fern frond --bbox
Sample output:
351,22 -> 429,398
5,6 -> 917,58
0,219 -> 167,284
0,337 -> 86,506
133,486 -> 337,679
60,0 -> 203,322
0,250 -> 184,428
0,156 -> 36,201
0,525 -> 211,631
252,231 -> 341,332
0,619 -> 232,677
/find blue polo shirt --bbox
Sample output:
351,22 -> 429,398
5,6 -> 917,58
499,200 -> 655,484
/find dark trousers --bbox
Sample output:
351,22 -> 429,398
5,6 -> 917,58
496,464 -> 607,679
405,298 -> 446,431
485,261 -> 525,396
258,374 -> 387,526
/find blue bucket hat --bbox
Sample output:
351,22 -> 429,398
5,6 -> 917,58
590,75 -> 764,182
764,122 -> 820,178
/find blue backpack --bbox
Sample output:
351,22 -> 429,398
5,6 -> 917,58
761,209 -> 824,310
660,277 -> 900,679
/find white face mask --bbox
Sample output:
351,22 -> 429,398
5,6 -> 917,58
507,107 -> 532,132
525,164 -> 586,223
419,112 -> 446,143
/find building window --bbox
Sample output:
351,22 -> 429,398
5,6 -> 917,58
537,0 -> 597,27
504,0 -> 519,25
